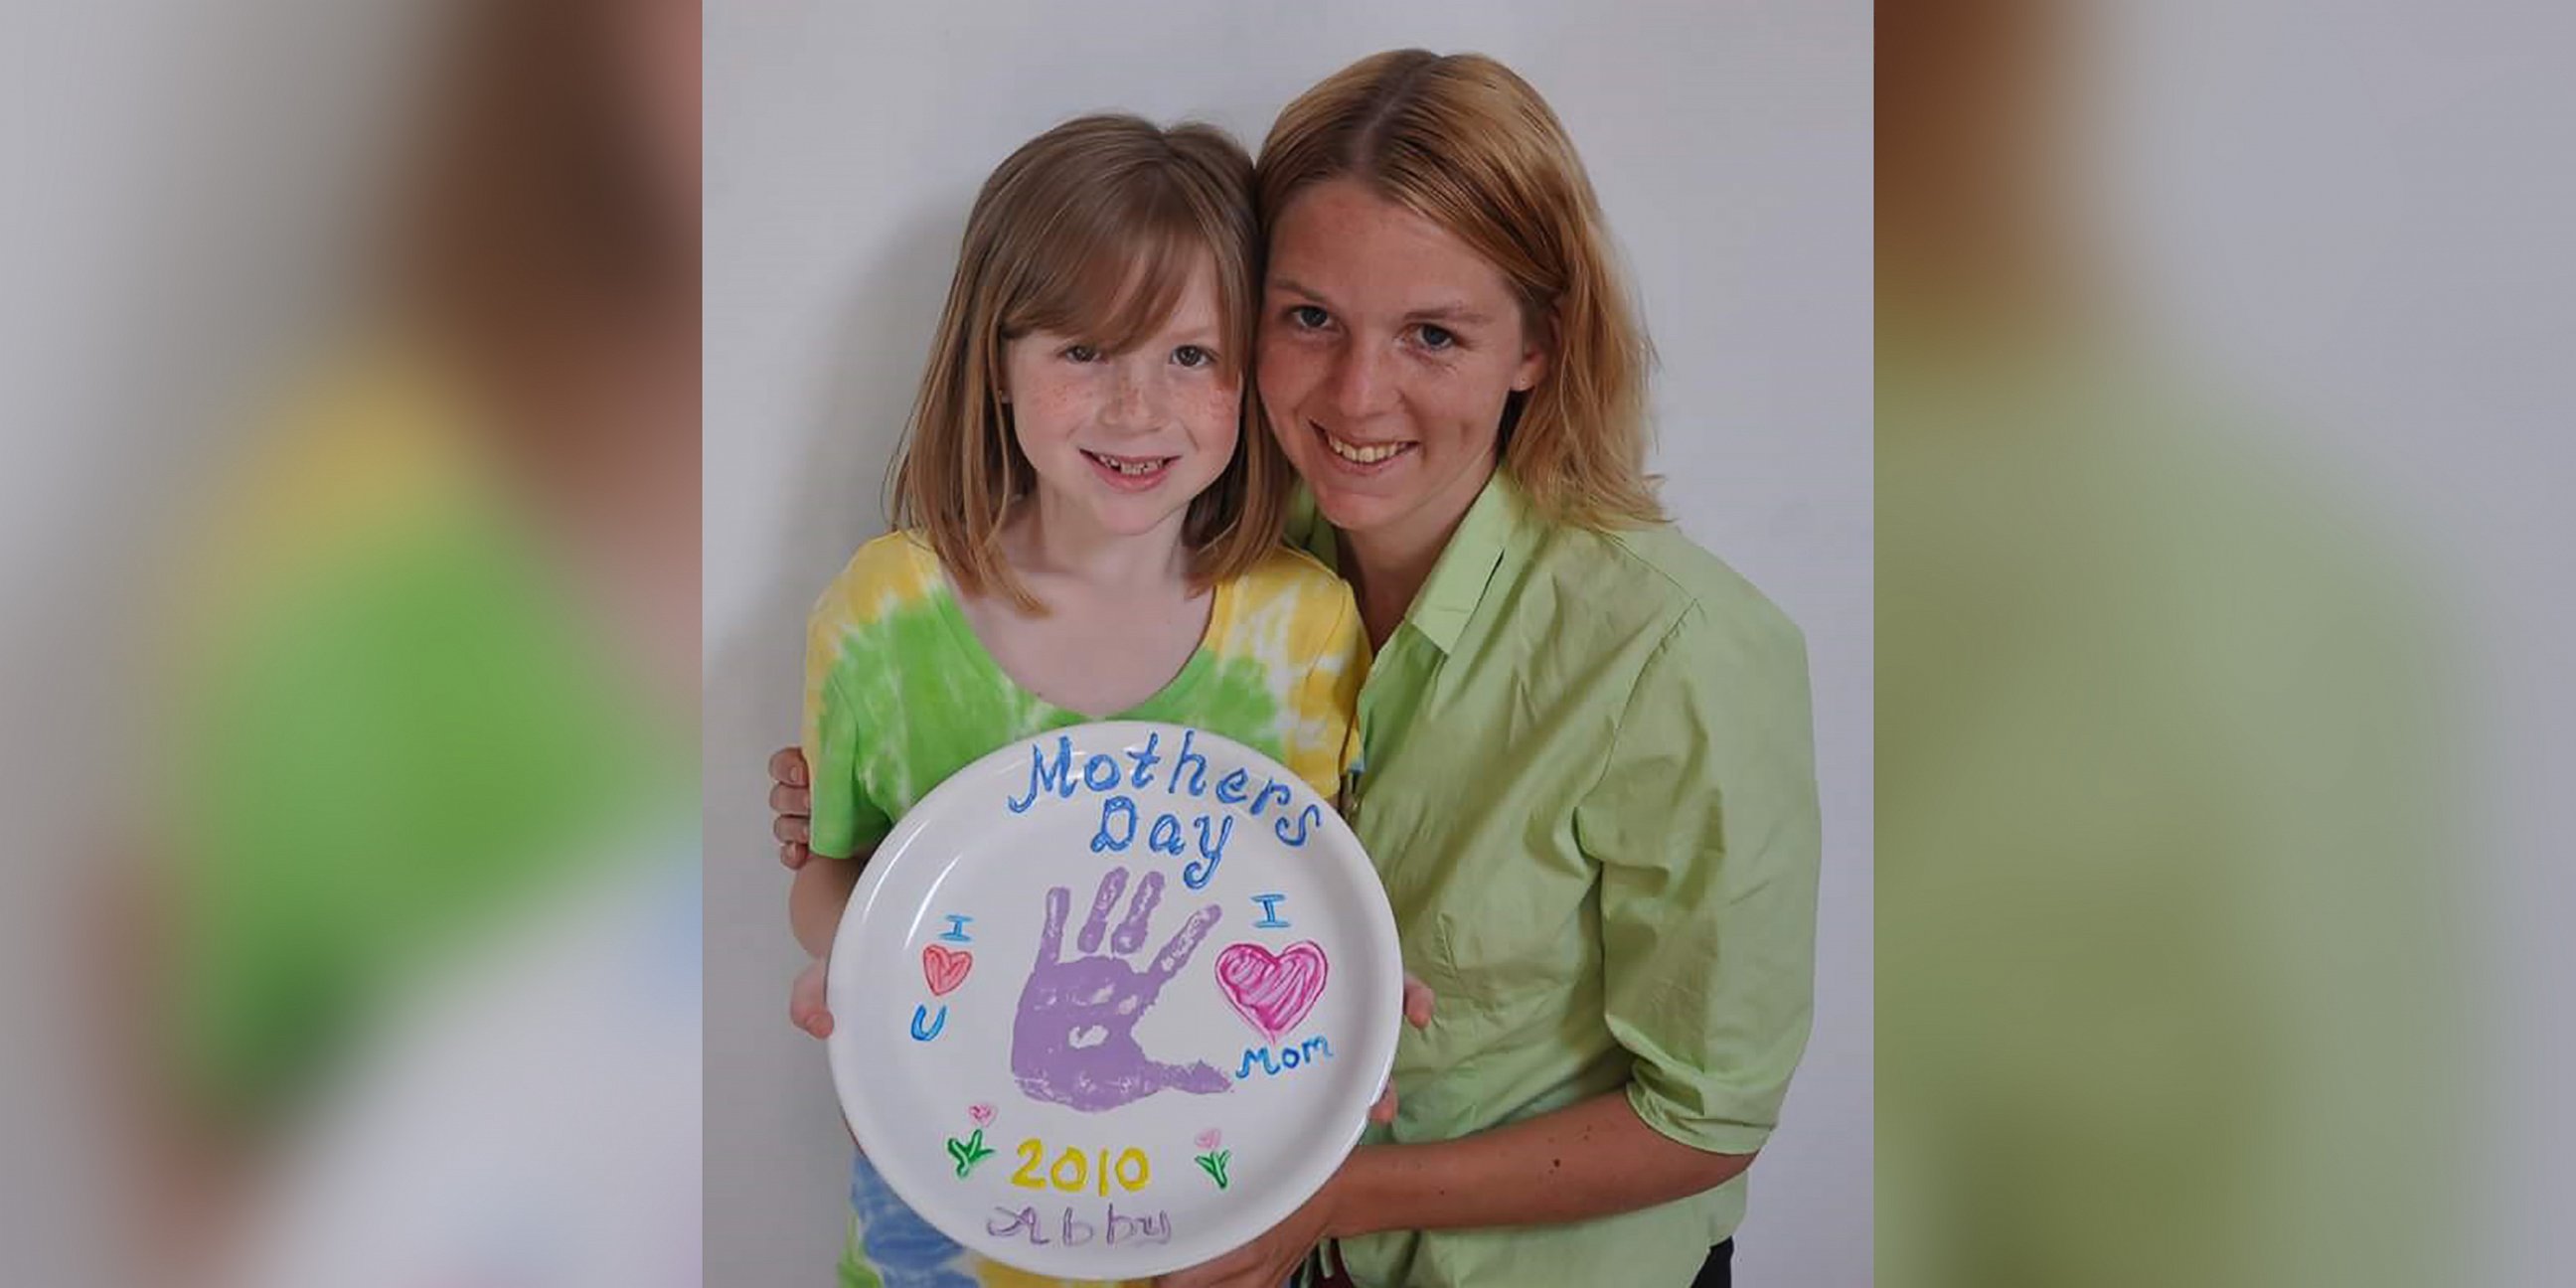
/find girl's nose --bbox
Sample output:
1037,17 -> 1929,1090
1099,358 -> 1167,431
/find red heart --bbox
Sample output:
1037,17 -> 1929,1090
1213,941 -> 1330,1045
922,944 -> 973,996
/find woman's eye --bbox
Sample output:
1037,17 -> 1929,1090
1061,344 -> 1099,364
1414,324 -> 1458,352
1287,304 -> 1330,330
1173,345 -> 1213,369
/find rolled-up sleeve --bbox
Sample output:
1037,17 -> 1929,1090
1576,600 -> 1823,1156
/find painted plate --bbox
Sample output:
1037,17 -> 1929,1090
825,721 -> 1402,1280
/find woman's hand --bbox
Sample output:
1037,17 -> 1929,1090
769,746 -> 813,869
789,954 -> 832,1039
1366,975 -> 1436,1124
1160,977 -> 1428,1284
1153,1160 -> 1354,1288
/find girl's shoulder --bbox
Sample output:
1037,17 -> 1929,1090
1219,542 -> 1352,611
808,529 -> 947,629
1206,544 -> 1363,664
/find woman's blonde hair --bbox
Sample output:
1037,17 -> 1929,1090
891,114 -> 1289,610
1258,51 -> 1664,529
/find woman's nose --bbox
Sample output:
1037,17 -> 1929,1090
1328,342 -> 1392,420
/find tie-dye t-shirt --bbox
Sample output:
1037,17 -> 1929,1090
802,532 -> 1366,859
799,530 -> 1367,1288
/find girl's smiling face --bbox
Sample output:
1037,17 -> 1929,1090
1003,253 -> 1242,544
1256,179 -> 1547,547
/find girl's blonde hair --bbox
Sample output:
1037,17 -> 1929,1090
1258,51 -> 1664,530
890,114 -> 1287,610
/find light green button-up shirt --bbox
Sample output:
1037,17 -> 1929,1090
1290,472 -> 1823,1288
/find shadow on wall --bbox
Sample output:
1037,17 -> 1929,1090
701,202 -> 965,1282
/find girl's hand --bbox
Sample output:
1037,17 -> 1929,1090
770,746 -> 814,869
789,955 -> 833,1039
1153,1161 -> 1352,1288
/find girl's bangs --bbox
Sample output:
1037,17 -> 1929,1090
1008,214 -> 1209,359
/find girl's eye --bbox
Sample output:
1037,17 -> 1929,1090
1287,304 -> 1331,330
1061,344 -> 1100,364
1413,324 -> 1458,352
1173,345 -> 1214,369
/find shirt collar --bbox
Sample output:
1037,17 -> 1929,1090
1287,470 -> 1532,658
1405,470 -> 1529,655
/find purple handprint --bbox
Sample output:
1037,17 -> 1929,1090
1011,867 -> 1228,1112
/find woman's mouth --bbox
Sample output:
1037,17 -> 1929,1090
1314,422 -> 1417,470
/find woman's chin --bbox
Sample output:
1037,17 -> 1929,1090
1307,485 -> 1406,539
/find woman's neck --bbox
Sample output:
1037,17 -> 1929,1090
1008,486 -> 1193,595
1339,460 -> 1497,648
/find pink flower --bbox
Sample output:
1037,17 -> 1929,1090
968,1103 -> 996,1127
1195,1128 -> 1222,1151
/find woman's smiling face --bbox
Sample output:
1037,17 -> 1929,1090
1256,179 -> 1547,545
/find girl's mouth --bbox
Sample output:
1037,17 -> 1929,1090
1082,449 -> 1177,489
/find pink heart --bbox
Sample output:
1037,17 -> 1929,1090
969,1103 -> 995,1128
1212,940 -> 1330,1045
922,944 -> 973,997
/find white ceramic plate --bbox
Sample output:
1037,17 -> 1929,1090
826,721 -> 1401,1280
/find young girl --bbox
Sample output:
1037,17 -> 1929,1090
787,114 -> 1367,1288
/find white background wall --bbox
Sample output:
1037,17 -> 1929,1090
705,2 -> 1873,1284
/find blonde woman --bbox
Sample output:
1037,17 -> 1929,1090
776,52 -> 1820,1288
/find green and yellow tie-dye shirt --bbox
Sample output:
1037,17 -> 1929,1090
801,532 -> 1367,860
